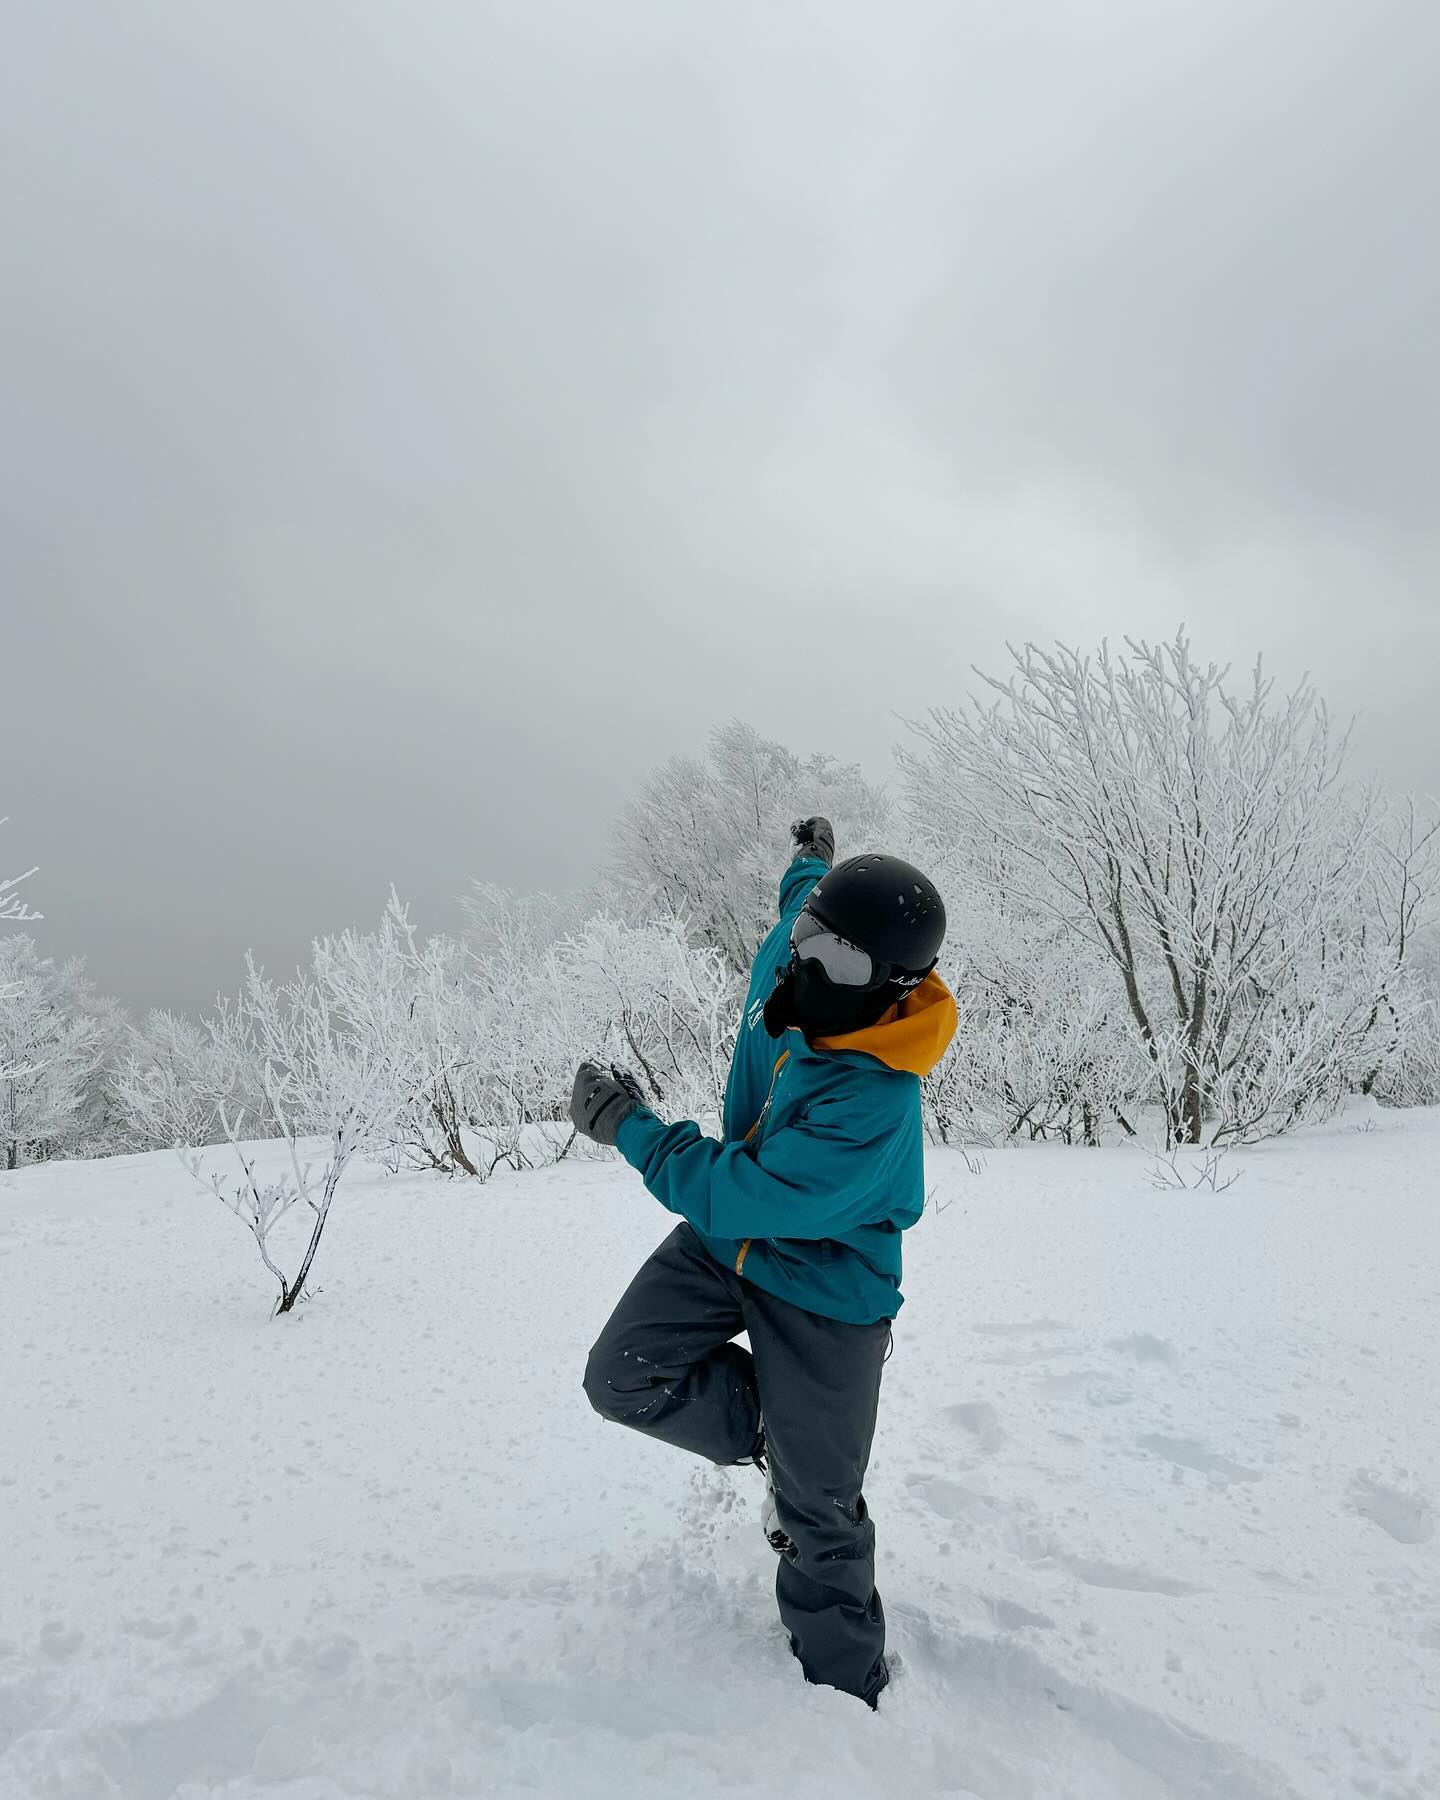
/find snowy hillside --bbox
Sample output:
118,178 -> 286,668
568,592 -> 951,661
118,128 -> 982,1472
2,1108 -> 1437,1800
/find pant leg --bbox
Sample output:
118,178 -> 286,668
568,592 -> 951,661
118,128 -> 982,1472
583,1223 -> 761,1466
742,1285 -> 892,1705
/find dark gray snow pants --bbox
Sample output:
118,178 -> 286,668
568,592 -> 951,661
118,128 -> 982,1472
583,1223 -> 892,1705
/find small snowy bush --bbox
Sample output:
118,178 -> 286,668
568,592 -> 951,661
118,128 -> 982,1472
181,956 -> 419,1315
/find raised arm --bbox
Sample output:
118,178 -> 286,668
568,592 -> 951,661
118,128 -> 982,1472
776,814 -> 834,924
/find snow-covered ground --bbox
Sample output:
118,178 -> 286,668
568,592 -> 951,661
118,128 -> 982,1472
2,1107 -> 1437,1800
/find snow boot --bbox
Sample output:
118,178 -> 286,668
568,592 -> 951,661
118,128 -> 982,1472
746,1430 -> 794,1554
760,1462 -> 793,1554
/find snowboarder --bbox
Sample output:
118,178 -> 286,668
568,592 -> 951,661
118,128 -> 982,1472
571,817 -> 957,1707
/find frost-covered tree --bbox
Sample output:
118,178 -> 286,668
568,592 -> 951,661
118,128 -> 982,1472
0,938 -> 106,1167
462,888 -> 577,1169
454,885 -> 587,1167
114,1008 -> 265,1151
547,913 -> 734,1127
0,824 -> 138,1163
922,914 -> 1150,1148
1355,796 -> 1440,1098
612,720 -> 891,973
461,883 -> 583,963
903,632 -> 1404,1146
314,892 -> 494,1177
458,896 -> 734,1168
65,983 -> 132,1159
1,818 -> 42,1084
1371,969 -> 1440,1108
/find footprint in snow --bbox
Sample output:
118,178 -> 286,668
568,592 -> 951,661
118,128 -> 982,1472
906,1474 -> 1049,1562
1041,1370 -> 1134,1408
984,1595 -> 1055,1631
1136,1434 -> 1261,1487
908,1477 -> 1207,1597
907,1473 -> 1000,1525
1107,1333 -> 1178,1366
1349,1473 -> 1436,1545
1057,1555 -> 1205,1597
946,1400 -> 1005,1452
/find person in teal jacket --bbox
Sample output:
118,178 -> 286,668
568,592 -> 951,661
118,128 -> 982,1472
572,818 -> 956,1707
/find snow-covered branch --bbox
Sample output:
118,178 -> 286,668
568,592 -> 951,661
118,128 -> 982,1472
0,816 -> 41,929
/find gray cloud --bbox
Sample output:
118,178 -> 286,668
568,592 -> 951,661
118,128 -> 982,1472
3,0 -> 1437,1012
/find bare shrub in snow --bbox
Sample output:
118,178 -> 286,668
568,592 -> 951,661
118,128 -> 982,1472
181,958 -> 417,1314
183,1088 -> 360,1318
904,631 -> 1401,1146
1145,1147 -> 1240,1193
612,719 -> 891,973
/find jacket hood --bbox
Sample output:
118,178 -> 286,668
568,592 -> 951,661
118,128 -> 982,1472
813,971 -> 957,1076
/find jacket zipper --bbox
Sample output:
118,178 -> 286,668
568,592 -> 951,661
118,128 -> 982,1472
735,1050 -> 789,1276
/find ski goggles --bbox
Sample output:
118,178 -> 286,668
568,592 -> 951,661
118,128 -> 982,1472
790,908 -> 878,988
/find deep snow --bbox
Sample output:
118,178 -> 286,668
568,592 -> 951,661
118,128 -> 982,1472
2,1107 -> 1437,1799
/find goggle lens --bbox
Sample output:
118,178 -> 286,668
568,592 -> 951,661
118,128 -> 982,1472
791,910 -> 876,987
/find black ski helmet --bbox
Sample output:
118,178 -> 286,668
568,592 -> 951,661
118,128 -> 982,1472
802,853 -> 946,984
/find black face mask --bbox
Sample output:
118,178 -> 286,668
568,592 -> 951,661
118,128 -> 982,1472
763,955 -> 897,1041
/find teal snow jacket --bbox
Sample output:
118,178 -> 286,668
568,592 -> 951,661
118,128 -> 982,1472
615,856 -> 958,1323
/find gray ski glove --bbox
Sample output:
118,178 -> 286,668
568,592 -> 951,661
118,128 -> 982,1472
571,1061 -> 648,1147
790,815 -> 835,866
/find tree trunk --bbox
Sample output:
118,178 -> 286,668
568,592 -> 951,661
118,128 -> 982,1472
621,1017 -> 666,1104
1179,1060 -> 1205,1145
431,1088 -> 479,1176
276,1199 -> 332,1315
1177,975 -> 1210,1145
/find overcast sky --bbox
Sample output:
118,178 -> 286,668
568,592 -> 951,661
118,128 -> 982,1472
3,0 -> 1438,1014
